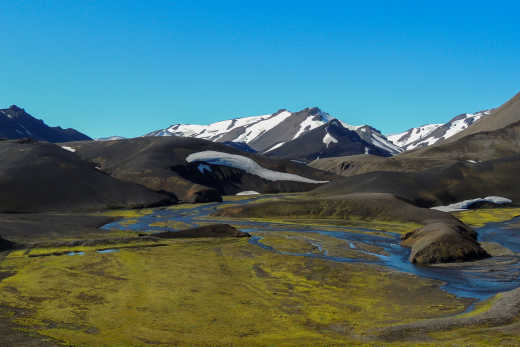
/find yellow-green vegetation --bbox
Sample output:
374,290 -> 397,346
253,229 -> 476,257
457,294 -> 501,319
7,241 -> 161,258
97,208 -> 156,218
166,203 -> 210,210
216,216 -> 420,235
0,237 -> 479,346
256,231 -> 382,260
453,208 -> 520,227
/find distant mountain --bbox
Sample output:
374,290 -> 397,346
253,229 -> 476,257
387,110 -> 491,151
96,136 -> 126,141
0,105 -> 91,142
145,107 -> 401,161
265,119 -> 392,162
445,91 -> 520,143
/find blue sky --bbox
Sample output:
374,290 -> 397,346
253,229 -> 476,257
1,1 -> 519,138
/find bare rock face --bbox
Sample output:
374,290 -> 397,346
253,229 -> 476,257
401,222 -> 489,264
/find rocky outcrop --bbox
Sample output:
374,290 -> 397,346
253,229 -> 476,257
401,222 -> 489,264
153,224 -> 250,239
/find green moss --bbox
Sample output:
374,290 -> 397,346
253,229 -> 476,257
97,208 -> 156,218
0,237 -> 474,346
453,208 -> 520,227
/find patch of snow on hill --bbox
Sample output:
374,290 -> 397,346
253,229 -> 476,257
236,191 -> 260,196
322,132 -> 338,148
164,114 -> 271,140
61,146 -> 76,153
293,112 -> 331,139
387,124 -> 443,148
264,142 -> 285,153
233,111 -> 293,143
186,151 -> 328,184
431,196 -> 512,212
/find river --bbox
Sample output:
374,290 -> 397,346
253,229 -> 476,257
101,196 -> 520,303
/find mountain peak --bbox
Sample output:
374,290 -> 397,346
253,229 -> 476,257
8,105 -> 23,111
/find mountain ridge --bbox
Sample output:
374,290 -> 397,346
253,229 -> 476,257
0,105 -> 91,142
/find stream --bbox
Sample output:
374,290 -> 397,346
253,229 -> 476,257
102,196 -> 520,302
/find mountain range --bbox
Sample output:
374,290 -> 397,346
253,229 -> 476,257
387,110 -> 491,150
145,107 -> 401,162
0,102 -> 504,162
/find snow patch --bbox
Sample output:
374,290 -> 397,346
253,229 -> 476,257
197,163 -> 212,174
293,112 -> 331,140
431,196 -> 512,212
263,142 -> 285,153
236,191 -> 260,196
61,146 -> 76,153
322,132 -> 338,148
186,151 -> 328,184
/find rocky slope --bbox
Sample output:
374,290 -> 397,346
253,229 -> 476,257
0,105 -> 91,142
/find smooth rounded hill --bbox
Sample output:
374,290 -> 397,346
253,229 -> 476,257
64,136 -> 336,202
312,156 -> 520,208
0,139 -> 175,212
215,192 -> 488,264
152,224 -> 250,239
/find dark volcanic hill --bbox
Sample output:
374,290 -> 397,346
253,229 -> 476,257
0,105 -> 91,142
310,91 -> 520,207
265,119 -> 392,162
312,155 -> 520,208
0,139 -> 174,212
64,136 -> 336,202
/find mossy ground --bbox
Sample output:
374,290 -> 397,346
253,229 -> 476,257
2,203 -> 519,345
453,208 -> 520,227
0,236 -> 478,346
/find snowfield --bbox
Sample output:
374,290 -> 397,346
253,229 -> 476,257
431,196 -> 512,212
61,146 -> 76,153
186,151 -> 329,184
322,132 -> 338,148
236,191 -> 260,196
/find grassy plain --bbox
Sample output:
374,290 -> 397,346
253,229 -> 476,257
453,208 -> 520,227
0,236 -> 476,346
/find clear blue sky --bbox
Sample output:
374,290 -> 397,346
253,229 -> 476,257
1,1 -> 519,138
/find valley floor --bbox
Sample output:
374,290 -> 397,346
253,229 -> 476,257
0,198 -> 519,346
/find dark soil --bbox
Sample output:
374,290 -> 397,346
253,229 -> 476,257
152,224 -> 250,239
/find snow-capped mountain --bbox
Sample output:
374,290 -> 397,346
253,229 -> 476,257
387,110 -> 491,151
265,119 -> 393,162
0,105 -> 91,142
146,107 -> 401,159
